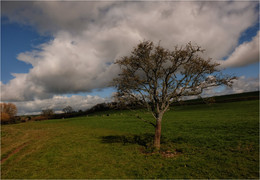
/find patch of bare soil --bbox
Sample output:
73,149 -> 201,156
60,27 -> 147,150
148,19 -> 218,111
1,142 -> 28,164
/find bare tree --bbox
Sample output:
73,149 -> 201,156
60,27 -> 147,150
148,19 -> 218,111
63,106 -> 74,114
41,109 -> 54,119
113,41 -> 236,150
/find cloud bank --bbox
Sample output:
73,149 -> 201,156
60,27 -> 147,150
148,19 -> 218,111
15,95 -> 106,115
1,1 -> 259,114
203,76 -> 259,97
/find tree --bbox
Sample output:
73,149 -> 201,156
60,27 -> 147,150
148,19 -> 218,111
113,41 -> 235,150
41,109 -> 54,119
1,112 -> 10,124
0,103 -> 17,124
63,106 -> 74,114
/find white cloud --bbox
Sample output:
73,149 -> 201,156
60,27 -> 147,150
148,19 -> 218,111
218,31 -> 259,68
1,1 -> 259,103
202,76 -> 259,97
13,95 -> 106,115
227,76 -> 259,94
1,30 -> 133,101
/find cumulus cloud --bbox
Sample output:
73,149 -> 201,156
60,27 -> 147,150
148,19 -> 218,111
1,1 -> 259,103
1,29 -> 136,101
218,31 -> 259,68
13,95 -> 106,115
226,76 -> 259,94
203,76 -> 259,97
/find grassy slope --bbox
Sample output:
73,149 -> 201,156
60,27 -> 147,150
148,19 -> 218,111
1,100 -> 259,179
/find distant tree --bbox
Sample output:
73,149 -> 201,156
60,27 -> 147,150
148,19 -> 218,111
0,103 -> 17,124
63,106 -> 74,114
1,112 -> 10,124
113,40 -> 236,150
41,109 -> 54,119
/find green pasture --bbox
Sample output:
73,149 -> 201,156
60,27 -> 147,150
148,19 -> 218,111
1,100 -> 259,179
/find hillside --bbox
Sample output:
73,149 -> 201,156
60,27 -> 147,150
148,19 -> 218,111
1,99 -> 259,179
86,91 -> 259,114
173,91 -> 259,106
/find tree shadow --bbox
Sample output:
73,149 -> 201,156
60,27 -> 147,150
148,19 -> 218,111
101,134 -> 184,156
101,133 -> 154,147
101,133 -> 171,149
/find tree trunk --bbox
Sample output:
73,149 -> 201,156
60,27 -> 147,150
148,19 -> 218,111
154,115 -> 162,150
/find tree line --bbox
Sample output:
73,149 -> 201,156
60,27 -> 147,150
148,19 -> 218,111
0,101 -> 138,125
0,104 -> 85,124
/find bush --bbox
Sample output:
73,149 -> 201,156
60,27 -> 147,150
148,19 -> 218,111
32,116 -> 47,121
20,116 -> 31,123
0,103 -> 17,124
1,112 -> 10,124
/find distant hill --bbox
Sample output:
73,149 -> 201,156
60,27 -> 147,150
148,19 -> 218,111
87,91 -> 259,114
211,91 -> 259,102
174,91 -> 259,106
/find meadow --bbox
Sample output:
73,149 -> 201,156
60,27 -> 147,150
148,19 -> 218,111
1,100 -> 259,179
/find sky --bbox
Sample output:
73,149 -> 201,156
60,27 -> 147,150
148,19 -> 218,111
1,1 -> 259,115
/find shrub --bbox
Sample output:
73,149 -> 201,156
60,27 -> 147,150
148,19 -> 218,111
32,116 -> 47,121
1,112 -> 10,124
0,103 -> 17,124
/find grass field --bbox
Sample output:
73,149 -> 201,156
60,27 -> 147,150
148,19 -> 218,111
1,100 -> 259,179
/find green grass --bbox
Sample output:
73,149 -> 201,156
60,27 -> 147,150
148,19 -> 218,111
1,100 -> 259,179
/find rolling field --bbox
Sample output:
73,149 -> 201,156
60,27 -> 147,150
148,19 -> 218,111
1,100 -> 259,179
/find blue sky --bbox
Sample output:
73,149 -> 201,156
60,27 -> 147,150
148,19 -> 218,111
2,20 -> 48,84
1,1 -> 259,115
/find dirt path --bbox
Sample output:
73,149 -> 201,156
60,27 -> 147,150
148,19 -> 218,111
1,142 -> 28,164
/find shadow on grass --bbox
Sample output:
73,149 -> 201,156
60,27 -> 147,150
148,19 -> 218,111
101,133 -> 172,149
101,134 -> 184,156
101,133 -> 153,147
